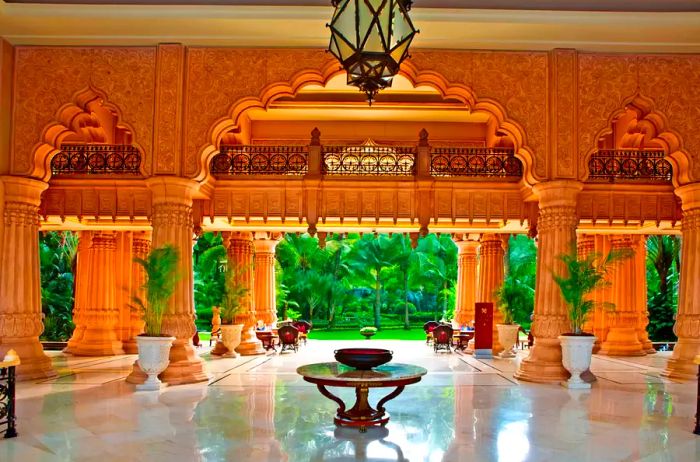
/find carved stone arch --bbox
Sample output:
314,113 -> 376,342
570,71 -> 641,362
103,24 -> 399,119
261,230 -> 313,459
30,86 -> 147,181
581,92 -> 689,186
195,61 -> 538,188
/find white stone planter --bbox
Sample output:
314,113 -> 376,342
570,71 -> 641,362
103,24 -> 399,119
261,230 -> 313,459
496,324 -> 520,358
559,335 -> 597,389
221,324 -> 244,357
135,335 -> 175,391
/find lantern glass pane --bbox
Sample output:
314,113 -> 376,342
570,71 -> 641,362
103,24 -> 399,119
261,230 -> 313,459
367,0 -> 385,13
391,3 -> 413,47
390,37 -> 411,64
333,0 -> 358,45
333,32 -> 357,61
358,3 -> 374,43
378,1 -> 391,42
365,25 -> 386,52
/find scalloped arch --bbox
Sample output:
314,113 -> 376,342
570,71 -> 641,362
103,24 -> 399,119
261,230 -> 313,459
195,60 -> 538,188
29,86 -> 147,181
581,92 -> 690,186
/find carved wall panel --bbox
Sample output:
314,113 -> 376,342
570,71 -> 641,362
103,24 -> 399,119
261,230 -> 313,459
153,44 -> 185,175
12,47 -> 156,176
577,187 -> 681,224
433,186 -> 526,224
40,183 -> 152,220
410,51 -> 548,179
550,50 -> 577,179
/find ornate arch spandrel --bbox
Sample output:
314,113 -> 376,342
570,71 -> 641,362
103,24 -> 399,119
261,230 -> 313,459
581,92 -> 689,187
194,60 -> 539,189
28,87 -> 148,182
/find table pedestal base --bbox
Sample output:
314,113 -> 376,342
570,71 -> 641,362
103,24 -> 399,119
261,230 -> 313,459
317,383 -> 405,432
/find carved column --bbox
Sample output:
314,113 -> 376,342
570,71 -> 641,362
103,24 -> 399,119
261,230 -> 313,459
599,235 -> 646,356
123,231 -> 150,354
576,234 -> 596,336
127,177 -> 209,385
0,177 -> 56,380
592,235 -> 612,352
228,232 -> 264,355
254,234 -> 280,326
477,233 -> 506,355
663,183 -> 700,380
115,231 -> 135,353
515,180 -> 582,383
453,238 -> 479,326
70,231 -> 124,356
636,236 -> 655,354
64,232 -> 91,354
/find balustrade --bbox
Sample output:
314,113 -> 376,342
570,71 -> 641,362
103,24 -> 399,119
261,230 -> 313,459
588,149 -> 672,183
51,144 -> 141,175
322,144 -> 416,176
430,147 -> 522,179
211,145 -> 308,175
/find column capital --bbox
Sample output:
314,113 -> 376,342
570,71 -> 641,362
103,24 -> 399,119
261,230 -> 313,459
1,176 -> 47,205
454,239 -> 479,254
675,182 -> 700,211
532,180 -> 583,208
146,176 -> 199,206
254,237 -> 281,254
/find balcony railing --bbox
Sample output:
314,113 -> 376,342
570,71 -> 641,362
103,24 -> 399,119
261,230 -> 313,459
588,149 -> 672,183
211,145 -> 308,175
322,144 -> 416,176
51,144 -> 141,175
430,147 -> 522,179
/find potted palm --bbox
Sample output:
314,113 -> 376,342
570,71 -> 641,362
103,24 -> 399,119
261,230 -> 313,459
553,244 -> 632,389
217,263 -> 248,357
493,301 -> 520,359
132,244 -> 180,391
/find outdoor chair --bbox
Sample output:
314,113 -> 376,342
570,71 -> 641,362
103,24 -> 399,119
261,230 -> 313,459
433,325 -> 454,353
423,321 -> 440,345
278,325 -> 300,353
293,320 -> 312,345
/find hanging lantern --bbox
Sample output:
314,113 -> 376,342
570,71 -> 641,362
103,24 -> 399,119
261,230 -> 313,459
328,0 -> 418,104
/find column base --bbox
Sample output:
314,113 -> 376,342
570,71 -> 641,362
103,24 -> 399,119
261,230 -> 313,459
210,340 -> 229,356
236,327 -> 264,356
63,327 -> 86,354
598,328 -> 646,356
127,339 -> 210,386
514,338 -> 569,383
661,338 -> 700,381
70,340 -> 125,356
122,339 -> 138,355
1,337 -> 57,381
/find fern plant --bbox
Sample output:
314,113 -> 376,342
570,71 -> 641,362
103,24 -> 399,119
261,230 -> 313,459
220,262 -> 250,324
132,244 -> 181,336
552,244 -> 633,335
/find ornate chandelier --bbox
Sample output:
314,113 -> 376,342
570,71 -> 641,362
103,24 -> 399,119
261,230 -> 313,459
328,0 -> 418,104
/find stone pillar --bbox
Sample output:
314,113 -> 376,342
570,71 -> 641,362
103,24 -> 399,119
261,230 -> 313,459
636,236 -> 655,354
115,232 -> 134,353
70,231 -> 124,356
663,183 -> 700,380
599,235 -> 646,356
0,176 -> 56,380
228,232 -> 264,355
127,177 -> 209,385
253,234 -> 280,326
477,233 -> 506,355
592,235 -> 612,352
123,231 -> 150,354
453,238 -> 479,326
64,232 -> 91,354
515,180 -> 582,383
576,234 -> 596,336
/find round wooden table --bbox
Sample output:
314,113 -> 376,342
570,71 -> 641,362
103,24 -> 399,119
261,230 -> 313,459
297,362 -> 427,432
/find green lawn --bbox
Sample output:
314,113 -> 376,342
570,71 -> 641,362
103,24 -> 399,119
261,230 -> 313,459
308,328 -> 425,341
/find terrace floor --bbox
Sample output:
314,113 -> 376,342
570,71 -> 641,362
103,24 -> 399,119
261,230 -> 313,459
2,340 -> 699,461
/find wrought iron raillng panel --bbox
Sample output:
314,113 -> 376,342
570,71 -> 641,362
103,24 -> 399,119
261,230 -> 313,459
430,147 -> 522,179
323,143 -> 415,176
0,365 -> 17,438
51,144 -> 141,175
588,149 -> 672,183
211,145 -> 308,175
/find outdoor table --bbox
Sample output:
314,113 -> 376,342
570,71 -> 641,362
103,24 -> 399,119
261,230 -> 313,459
453,331 -> 474,351
0,350 -> 20,439
297,362 -> 427,432
255,331 -> 277,351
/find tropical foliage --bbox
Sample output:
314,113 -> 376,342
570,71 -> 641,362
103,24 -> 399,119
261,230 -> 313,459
193,233 -> 227,330
132,244 -> 181,336
552,244 -> 633,334
496,235 -> 537,328
220,264 -> 250,324
646,235 -> 680,341
39,231 -> 78,341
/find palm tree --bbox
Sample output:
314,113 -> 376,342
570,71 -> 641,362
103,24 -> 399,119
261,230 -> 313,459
495,235 -> 537,328
39,231 -> 78,340
384,235 -> 421,329
193,232 -> 227,329
323,235 -> 352,327
416,234 -> 458,321
646,235 -> 680,340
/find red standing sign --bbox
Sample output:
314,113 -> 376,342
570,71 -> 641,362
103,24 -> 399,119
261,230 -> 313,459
474,302 -> 493,358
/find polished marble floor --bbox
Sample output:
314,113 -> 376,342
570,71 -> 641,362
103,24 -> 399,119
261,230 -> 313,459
1,340 -> 698,462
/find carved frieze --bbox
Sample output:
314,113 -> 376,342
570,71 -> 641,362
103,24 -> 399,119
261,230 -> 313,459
154,44 -> 185,175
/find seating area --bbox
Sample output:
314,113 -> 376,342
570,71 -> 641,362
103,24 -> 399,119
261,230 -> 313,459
423,320 -> 530,355
248,320 -> 313,354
